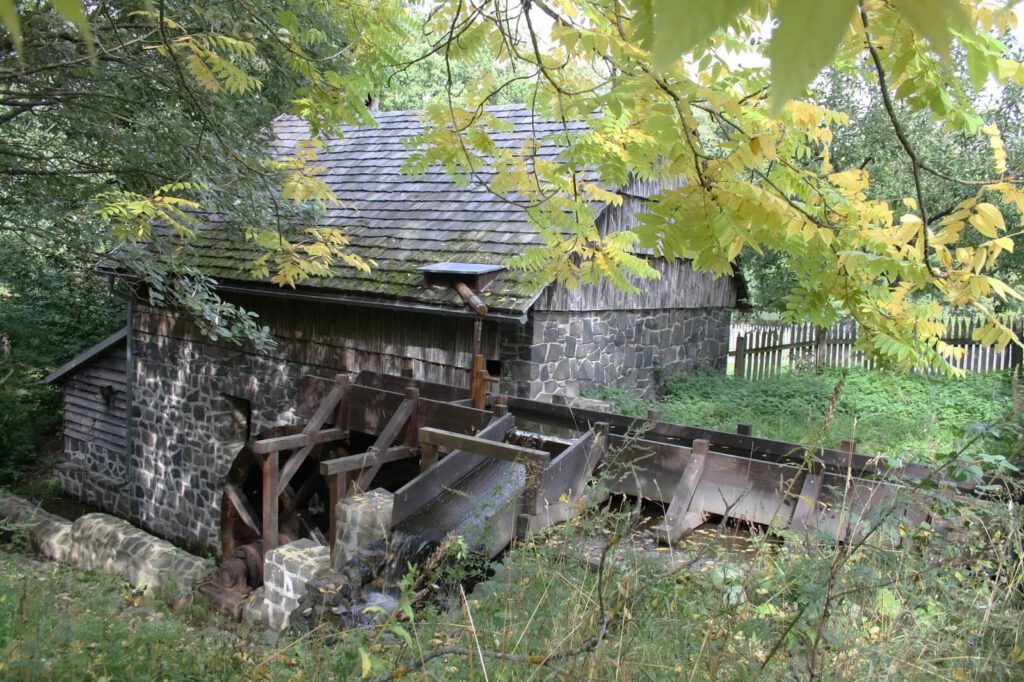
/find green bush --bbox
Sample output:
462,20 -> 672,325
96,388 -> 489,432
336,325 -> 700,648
0,379 -> 61,484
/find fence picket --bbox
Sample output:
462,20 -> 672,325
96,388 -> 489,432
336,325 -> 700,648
727,315 -> 1021,378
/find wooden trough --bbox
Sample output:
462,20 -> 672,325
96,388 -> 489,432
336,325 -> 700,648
204,370 -> 983,614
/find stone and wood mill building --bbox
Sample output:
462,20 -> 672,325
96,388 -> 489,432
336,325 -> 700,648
44,104 -> 738,552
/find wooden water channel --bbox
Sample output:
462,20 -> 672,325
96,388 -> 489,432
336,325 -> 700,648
205,371 -> 983,613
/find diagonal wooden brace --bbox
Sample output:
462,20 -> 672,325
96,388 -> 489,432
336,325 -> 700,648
275,374 -> 349,497
790,456 -> 825,535
654,439 -> 709,545
353,387 -> 419,492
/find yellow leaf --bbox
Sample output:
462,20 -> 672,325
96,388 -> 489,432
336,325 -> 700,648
969,203 -> 1004,238
359,647 -> 372,678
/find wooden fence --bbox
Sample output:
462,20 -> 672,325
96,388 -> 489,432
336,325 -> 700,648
730,317 -> 1024,380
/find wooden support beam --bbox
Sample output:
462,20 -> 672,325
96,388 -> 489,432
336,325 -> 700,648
320,446 -> 416,476
353,388 -> 419,492
249,427 -> 346,455
276,375 -> 350,496
470,354 -> 486,410
737,423 -> 752,436
224,483 -> 261,536
789,461 -> 824,534
419,442 -> 438,472
328,474 -> 340,550
417,428 -> 549,466
262,451 -> 279,553
418,425 -> 550,515
655,439 -> 709,545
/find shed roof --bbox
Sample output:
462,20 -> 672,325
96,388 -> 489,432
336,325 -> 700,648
105,105 -> 601,316
41,327 -> 127,385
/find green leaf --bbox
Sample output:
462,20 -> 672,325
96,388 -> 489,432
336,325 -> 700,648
388,623 -> 414,647
890,0 -> 967,58
49,0 -> 95,59
650,0 -> 752,71
0,0 -> 22,56
768,0 -> 858,113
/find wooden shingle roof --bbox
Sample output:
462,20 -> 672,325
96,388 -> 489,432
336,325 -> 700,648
181,105 -> 595,316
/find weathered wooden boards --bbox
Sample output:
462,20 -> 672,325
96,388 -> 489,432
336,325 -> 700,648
249,372 -> 972,561
390,411 -> 605,557
506,395 -> 958,546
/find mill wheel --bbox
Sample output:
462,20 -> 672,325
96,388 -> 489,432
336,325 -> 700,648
219,425 -> 347,566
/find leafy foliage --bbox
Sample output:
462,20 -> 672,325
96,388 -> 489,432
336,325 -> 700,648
395,1 -> 1024,373
0,236 -> 122,483
0,0 -> 408,349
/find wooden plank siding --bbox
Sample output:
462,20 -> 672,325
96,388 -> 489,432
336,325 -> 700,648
536,175 -> 736,313
62,345 -> 128,459
535,259 -> 736,312
134,295 -> 506,390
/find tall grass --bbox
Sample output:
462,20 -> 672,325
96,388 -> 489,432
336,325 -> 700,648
596,368 -> 1014,461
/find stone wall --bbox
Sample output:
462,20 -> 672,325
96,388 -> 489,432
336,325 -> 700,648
0,495 -> 211,598
501,307 -> 732,400
129,323 -> 335,551
125,296 -> 486,551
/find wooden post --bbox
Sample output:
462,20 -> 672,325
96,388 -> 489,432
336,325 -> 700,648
815,327 -> 827,372
734,334 -> 747,379
401,357 -> 414,378
471,353 -> 486,410
327,473 -> 340,550
470,317 -> 486,410
419,442 -> 438,472
261,451 -> 279,553
647,408 -> 661,422
737,423 -> 752,436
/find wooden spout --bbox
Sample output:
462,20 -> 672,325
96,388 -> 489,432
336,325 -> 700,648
453,281 -> 488,315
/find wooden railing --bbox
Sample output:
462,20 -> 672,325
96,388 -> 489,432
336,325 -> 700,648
730,316 -> 1024,380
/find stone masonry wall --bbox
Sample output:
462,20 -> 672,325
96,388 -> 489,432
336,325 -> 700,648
125,297 -> 483,552
129,327 -> 336,551
500,308 -> 731,401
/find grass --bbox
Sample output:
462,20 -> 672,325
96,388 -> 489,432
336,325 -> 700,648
388,496 -> 1024,680
0,550 -> 256,679
595,368 -> 1015,461
1,368 -> 1021,680
3,494 -> 1023,681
